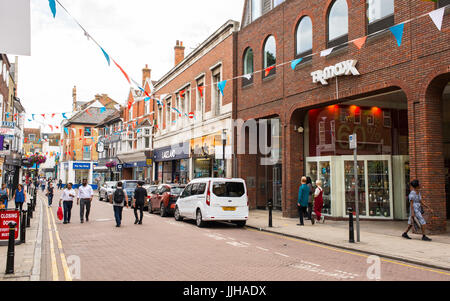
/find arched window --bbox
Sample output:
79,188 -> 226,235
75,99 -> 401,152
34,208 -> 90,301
263,35 -> 276,77
243,48 -> 254,86
296,16 -> 313,61
327,0 -> 348,48
367,0 -> 394,34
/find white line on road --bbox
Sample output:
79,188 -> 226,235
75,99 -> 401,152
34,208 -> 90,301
226,241 -> 248,248
274,252 -> 290,258
240,241 -> 250,246
256,246 -> 269,252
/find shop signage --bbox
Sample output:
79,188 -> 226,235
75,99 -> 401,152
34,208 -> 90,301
73,162 -> 91,170
311,60 -> 360,85
116,164 -> 123,171
123,161 -> 148,168
0,127 -> 15,137
153,142 -> 190,162
1,121 -> 15,128
0,210 -> 20,240
146,159 -> 153,166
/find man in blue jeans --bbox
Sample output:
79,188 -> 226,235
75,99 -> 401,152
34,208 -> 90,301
59,183 -> 76,224
110,182 -> 128,227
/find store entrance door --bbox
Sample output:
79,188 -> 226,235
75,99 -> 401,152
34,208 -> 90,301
442,82 -> 450,219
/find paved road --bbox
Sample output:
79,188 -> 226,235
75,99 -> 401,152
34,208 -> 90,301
39,190 -> 450,281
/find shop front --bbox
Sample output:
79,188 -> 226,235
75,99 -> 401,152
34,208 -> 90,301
123,161 -> 150,181
303,91 -> 409,220
153,142 -> 190,184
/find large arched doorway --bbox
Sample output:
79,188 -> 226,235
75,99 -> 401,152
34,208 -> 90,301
441,81 -> 450,219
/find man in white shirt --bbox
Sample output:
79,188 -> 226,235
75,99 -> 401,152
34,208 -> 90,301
77,179 -> 94,223
59,183 -> 76,224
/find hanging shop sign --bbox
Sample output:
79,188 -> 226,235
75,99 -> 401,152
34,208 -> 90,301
73,162 -> 91,170
311,60 -> 360,85
153,142 -> 190,162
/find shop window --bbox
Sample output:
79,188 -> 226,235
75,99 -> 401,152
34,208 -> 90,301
263,35 -> 276,78
243,48 -> 254,86
327,0 -> 348,49
295,16 -> 313,63
367,0 -> 395,34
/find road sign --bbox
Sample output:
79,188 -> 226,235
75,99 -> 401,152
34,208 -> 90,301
116,164 -> 123,171
0,210 -> 20,240
349,134 -> 357,149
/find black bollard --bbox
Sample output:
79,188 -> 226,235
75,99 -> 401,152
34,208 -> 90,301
20,210 -> 27,243
5,222 -> 16,274
348,207 -> 355,243
267,199 -> 273,228
26,204 -> 31,227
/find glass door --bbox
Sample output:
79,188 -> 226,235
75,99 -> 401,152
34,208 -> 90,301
344,160 -> 366,216
306,159 -> 332,215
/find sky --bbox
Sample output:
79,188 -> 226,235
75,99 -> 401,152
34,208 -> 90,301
18,0 -> 245,131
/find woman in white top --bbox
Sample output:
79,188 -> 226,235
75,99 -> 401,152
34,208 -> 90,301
313,180 -> 325,223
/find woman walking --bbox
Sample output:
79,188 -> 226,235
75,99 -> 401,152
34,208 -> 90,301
297,177 -> 314,226
0,184 -> 9,209
13,184 -> 26,212
402,180 -> 432,241
313,179 -> 325,223
46,183 -> 55,207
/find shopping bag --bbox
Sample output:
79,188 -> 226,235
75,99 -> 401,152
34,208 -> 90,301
57,206 -> 63,221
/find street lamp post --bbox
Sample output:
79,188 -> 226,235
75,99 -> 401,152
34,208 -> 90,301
221,129 -> 226,178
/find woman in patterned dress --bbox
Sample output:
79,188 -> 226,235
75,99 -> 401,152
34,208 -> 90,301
402,180 -> 432,241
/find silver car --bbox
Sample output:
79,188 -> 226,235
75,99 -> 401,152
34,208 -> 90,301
99,181 -> 118,201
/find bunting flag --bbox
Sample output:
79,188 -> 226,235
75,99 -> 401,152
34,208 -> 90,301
32,114 -> 35,120
320,48 -> 334,57
41,114 -> 46,119
353,36 -> 367,50
85,109 -> 93,116
180,89 -> 185,98
51,113 -> 56,118
113,59 -> 131,84
390,23 -> 404,47
100,47 -> 111,66
429,7 -> 445,31
172,107 -> 182,116
197,86 -> 204,97
100,107 -> 106,113
48,0 -> 56,18
264,66 -> 275,77
243,74 -> 252,80
291,58 -> 303,70
218,80 -> 227,96
49,125 -> 53,131
64,127 -> 69,135
79,129 -> 83,136
62,113 -> 68,119
144,97 -> 151,102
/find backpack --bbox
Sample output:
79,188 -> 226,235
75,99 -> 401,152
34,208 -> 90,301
113,188 -> 125,204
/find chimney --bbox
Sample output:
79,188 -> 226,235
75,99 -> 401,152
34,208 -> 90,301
174,40 -> 185,66
142,64 -> 151,87
72,86 -> 77,112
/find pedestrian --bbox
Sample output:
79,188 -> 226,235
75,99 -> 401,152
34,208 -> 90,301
58,179 -> 62,190
13,184 -> 26,212
132,181 -> 147,225
110,181 -> 129,227
306,177 -> 314,220
402,180 -> 433,241
77,179 -> 94,223
46,182 -> 55,207
59,183 -> 76,224
0,184 -> 9,209
40,178 -> 46,192
313,179 -> 325,223
297,177 -> 314,226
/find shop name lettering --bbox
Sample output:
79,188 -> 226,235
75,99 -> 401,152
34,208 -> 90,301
311,60 -> 360,85
161,150 -> 176,159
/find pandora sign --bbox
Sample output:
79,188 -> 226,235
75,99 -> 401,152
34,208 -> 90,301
311,60 -> 360,85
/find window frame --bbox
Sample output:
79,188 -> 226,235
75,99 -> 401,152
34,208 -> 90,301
295,16 -> 313,63
366,0 -> 395,35
327,0 -> 349,49
242,47 -> 254,86
196,77 -> 205,121
263,35 -> 277,78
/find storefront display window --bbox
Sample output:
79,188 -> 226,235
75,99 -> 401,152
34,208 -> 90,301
367,160 -> 390,217
194,158 -> 211,178
75,170 -> 89,185
344,161 -> 366,215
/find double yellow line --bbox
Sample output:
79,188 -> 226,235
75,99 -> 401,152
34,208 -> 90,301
44,197 -> 72,281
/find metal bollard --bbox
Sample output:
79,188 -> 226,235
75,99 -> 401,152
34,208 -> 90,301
348,207 -> 355,243
20,211 -> 27,243
5,222 -> 16,274
267,199 -> 273,228
26,204 -> 31,227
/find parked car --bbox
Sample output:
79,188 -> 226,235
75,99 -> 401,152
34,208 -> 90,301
148,184 -> 186,217
119,180 -> 139,204
144,185 -> 158,195
99,181 -> 117,201
174,178 -> 248,228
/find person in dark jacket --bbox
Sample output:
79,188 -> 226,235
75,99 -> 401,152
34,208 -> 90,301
306,177 -> 314,220
133,181 -> 147,225
13,184 -> 26,211
297,177 -> 314,226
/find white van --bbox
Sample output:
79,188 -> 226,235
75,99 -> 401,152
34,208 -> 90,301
174,178 -> 249,227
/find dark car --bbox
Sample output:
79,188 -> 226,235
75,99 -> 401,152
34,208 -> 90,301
149,184 -> 186,217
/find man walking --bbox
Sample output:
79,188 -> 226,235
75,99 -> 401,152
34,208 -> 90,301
133,181 -> 147,225
297,177 -> 314,226
110,182 -> 129,227
77,179 -> 94,223
60,183 -> 76,224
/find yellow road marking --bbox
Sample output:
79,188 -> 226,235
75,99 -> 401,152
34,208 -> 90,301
49,208 -> 72,281
246,227 -> 450,277
44,202 -> 59,281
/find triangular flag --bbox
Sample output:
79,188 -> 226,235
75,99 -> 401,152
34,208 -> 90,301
48,0 -> 56,18
198,86 -> 204,97
100,47 -> 111,66
49,125 -> 53,131
291,58 -> 303,70
218,80 -> 227,96
320,48 -> 334,57
180,89 -> 185,98
429,7 -> 445,31
62,113 -> 68,119
113,59 -> 131,84
243,74 -> 252,80
353,36 -> 367,50
100,107 -> 106,113
41,114 -> 46,119
64,127 -> 69,135
51,113 -> 55,118
32,114 -> 35,120
144,97 -> 151,102
390,23 -> 404,47
264,66 -> 275,77
85,109 -> 92,116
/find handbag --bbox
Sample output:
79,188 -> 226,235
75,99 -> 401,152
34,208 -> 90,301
57,206 -> 63,221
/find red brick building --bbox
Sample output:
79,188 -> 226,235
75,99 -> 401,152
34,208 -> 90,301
236,0 -> 450,233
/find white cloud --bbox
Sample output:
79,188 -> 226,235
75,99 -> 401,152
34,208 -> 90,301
19,0 -> 245,130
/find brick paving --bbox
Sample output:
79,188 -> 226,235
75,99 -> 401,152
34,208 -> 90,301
39,189 -> 450,281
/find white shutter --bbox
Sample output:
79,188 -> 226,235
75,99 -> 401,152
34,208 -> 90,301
262,0 -> 272,15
